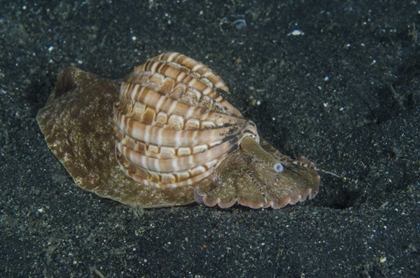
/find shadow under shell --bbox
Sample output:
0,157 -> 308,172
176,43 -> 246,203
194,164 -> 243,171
36,66 -> 320,209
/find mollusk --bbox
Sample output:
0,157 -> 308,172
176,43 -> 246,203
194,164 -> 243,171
37,52 -> 320,209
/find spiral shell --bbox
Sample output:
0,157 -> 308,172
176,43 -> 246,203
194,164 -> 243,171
113,52 -> 259,188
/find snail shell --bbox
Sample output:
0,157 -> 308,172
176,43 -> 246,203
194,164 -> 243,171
113,52 -> 280,188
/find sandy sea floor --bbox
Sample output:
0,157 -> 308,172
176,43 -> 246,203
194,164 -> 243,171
1,0 -> 419,277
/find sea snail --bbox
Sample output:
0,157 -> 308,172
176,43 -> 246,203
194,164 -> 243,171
37,52 -> 320,209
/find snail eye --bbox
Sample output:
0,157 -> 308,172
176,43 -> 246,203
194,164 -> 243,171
274,163 -> 284,173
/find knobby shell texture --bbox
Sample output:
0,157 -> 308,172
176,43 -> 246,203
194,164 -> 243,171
37,56 -> 320,209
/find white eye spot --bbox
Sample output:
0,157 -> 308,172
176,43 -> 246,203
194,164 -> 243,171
274,163 -> 284,173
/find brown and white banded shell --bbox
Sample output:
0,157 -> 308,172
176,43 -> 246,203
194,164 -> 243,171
36,52 -> 320,209
113,53 -> 262,188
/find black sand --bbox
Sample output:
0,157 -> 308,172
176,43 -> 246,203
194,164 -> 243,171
1,1 -> 419,277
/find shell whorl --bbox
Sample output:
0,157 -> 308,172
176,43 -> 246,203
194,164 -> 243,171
113,52 -> 258,188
